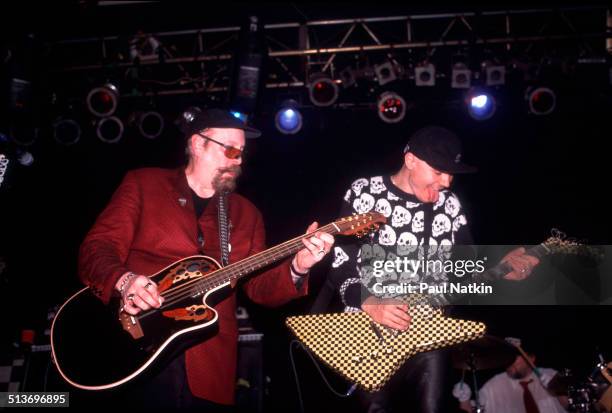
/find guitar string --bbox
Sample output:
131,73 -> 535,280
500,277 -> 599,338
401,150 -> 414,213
135,225 -> 340,320
160,223 -> 337,301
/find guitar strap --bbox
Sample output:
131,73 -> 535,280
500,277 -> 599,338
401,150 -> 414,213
217,191 -> 230,267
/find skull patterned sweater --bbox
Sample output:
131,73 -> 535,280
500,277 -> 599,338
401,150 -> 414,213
328,175 -> 474,311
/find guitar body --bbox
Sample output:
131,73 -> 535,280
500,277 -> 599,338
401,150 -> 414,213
51,255 -> 225,390
286,311 -> 486,392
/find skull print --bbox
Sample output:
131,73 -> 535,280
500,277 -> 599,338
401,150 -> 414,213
332,246 -> 349,268
353,193 -> 375,214
370,176 -> 386,194
391,205 -> 412,227
374,198 -> 392,218
444,194 -> 461,218
351,178 -> 369,196
432,213 -> 451,237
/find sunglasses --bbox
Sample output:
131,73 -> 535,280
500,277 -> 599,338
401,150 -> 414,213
197,133 -> 244,160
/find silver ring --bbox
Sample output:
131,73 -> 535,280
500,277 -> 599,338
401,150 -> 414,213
520,268 -> 527,273
145,282 -> 153,290
318,249 -> 325,255
127,293 -> 135,301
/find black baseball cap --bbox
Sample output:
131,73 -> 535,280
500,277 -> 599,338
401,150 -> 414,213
403,126 -> 477,174
185,108 -> 261,139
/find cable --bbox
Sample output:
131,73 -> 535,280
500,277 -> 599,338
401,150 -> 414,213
289,340 -> 358,413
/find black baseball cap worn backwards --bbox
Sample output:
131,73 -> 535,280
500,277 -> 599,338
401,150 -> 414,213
403,126 -> 477,174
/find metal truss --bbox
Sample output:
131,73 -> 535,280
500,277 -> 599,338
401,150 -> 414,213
49,6 -> 611,97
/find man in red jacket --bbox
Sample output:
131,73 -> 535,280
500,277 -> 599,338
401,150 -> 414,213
78,108 -> 334,411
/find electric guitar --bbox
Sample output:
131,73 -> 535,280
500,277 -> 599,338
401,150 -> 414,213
286,231 -> 604,392
50,212 -> 386,390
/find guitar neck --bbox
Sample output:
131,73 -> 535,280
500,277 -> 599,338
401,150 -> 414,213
429,243 -> 549,306
197,223 -> 339,290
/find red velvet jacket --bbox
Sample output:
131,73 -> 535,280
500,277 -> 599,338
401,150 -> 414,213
78,167 -> 307,404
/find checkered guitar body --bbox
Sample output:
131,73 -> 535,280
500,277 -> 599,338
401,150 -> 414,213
286,310 -> 486,392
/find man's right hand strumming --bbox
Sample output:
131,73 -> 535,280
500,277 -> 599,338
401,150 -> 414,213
115,272 -> 164,315
361,296 -> 411,331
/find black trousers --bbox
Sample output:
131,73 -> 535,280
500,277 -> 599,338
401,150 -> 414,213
358,349 -> 452,413
123,353 -> 236,412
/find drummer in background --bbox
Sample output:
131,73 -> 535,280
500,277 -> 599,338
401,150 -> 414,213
453,337 -> 568,413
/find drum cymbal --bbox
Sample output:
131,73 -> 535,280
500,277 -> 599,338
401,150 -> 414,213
452,335 -> 518,371
546,373 -> 579,396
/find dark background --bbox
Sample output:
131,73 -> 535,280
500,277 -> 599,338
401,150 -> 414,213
1,2 -> 611,412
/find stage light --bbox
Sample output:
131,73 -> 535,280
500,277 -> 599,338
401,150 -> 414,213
135,111 -> 164,139
485,65 -> 506,86
377,92 -> 406,124
466,88 -> 496,121
308,74 -> 339,107
275,100 -> 302,135
96,116 -> 124,143
415,63 -> 436,86
339,67 -> 356,88
526,87 -> 556,115
86,83 -> 119,117
451,63 -> 472,89
375,61 -> 397,86
53,118 -> 81,146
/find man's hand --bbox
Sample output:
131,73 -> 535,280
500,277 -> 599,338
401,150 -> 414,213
501,247 -> 540,281
116,273 -> 163,315
361,296 -> 411,331
292,222 -> 335,274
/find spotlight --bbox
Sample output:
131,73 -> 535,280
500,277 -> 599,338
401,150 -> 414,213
53,118 -> 81,146
485,65 -> 506,86
230,111 -> 248,123
308,74 -> 339,107
466,88 -> 496,121
375,61 -> 397,86
96,116 -> 124,143
415,63 -> 436,86
86,83 -> 119,117
339,67 -> 356,88
451,63 -> 471,89
134,111 -> 164,139
377,92 -> 406,124
526,87 -> 556,115
275,100 -> 303,135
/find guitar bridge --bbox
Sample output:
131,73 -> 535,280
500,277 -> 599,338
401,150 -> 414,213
119,311 -> 144,339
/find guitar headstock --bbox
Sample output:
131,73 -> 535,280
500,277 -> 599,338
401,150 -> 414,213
542,229 -> 605,263
335,212 -> 386,238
